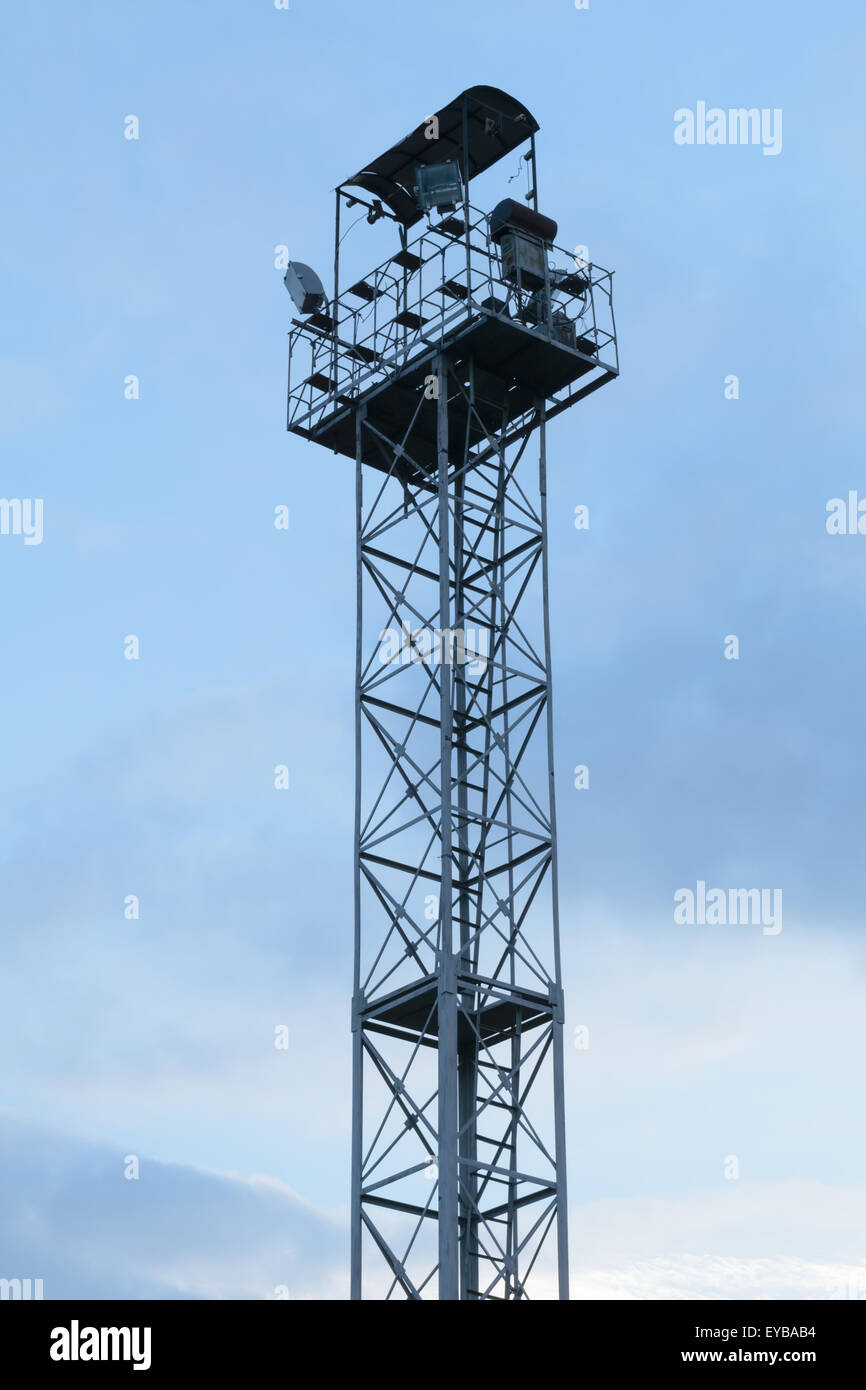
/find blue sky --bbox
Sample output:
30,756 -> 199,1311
2,0 -> 866,1298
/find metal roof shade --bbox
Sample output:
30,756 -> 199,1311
342,85 -> 539,228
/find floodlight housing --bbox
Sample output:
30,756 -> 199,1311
414,160 -> 463,213
284,261 -> 326,316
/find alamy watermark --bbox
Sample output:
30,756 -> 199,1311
50,1322 -> 151,1371
674,880 -> 782,935
378,622 -> 488,676
826,492 -> 866,535
674,103 -> 782,156
0,498 -> 43,545
0,1277 -> 44,1299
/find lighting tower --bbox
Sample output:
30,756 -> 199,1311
284,86 -> 618,1300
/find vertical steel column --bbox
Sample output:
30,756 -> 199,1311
461,97 -> 472,298
332,188 -> 341,407
455,363 -> 479,1300
435,351 -> 459,1300
350,405 -> 365,1301
529,134 -> 539,211
538,401 -> 570,1300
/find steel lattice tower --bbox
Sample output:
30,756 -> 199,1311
285,86 -> 618,1300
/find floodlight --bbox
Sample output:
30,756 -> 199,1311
283,261 -> 326,316
414,160 -> 463,214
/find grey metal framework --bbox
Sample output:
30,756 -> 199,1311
285,86 -> 618,1300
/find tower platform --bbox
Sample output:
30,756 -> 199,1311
291,303 -> 616,476
361,972 -> 555,1049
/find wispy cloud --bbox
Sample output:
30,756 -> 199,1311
0,1114 -> 345,1300
4,1114 -> 865,1300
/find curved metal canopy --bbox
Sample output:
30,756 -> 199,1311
343,85 -> 538,228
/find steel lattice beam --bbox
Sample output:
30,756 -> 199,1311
349,354 -> 568,1299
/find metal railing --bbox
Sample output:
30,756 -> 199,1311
287,203 -> 617,436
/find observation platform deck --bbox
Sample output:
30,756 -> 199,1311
286,204 -> 618,477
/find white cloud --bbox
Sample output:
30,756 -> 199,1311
570,1255 -> 866,1301
570,1181 -> 866,1299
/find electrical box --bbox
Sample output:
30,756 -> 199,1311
498,231 -> 547,290
548,311 -> 576,348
